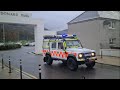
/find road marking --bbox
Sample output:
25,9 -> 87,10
0,62 -> 38,79
14,68 -> 38,79
15,70 -> 31,79
27,52 -> 43,56
15,70 -> 36,79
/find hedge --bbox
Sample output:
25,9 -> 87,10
0,44 -> 21,50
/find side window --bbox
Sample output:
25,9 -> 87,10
108,21 -> 115,29
58,42 -> 63,49
43,41 -> 49,49
51,42 -> 56,49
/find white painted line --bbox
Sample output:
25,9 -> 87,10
15,70 -> 32,79
14,68 -> 38,79
0,62 -> 38,79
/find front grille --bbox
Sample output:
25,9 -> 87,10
84,53 -> 91,57
85,56 -> 91,58
83,53 -> 92,59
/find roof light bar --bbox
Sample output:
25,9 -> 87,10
62,34 -> 68,38
73,34 -> 76,37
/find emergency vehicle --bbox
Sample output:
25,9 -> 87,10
42,34 -> 97,71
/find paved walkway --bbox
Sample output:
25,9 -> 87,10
0,63 -> 36,79
96,56 -> 120,66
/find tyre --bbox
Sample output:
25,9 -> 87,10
46,55 -> 53,65
85,61 -> 95,68
67,57 -> 78,71
62,60 -> 67,66
43,57 -> 46,62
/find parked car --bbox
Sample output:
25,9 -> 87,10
16,42 -> 22,46
24,43 -> 29,46
29,42 -> 35,46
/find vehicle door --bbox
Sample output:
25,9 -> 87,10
50,41 -> 57,58
42,41 -> 50,57
55,41 -> 67,59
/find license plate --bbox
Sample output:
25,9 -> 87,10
88,58 -> 95,61
85,54 -> 91,56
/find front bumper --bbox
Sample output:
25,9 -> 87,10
78,57 -> 97,61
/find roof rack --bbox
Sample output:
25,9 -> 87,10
43,35 -> 62,39
43,34 -> 76,39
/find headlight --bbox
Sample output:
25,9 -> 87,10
91,52 -> 95,56
78,53 -> 83,58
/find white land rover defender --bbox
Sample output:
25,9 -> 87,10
42,34 -> 97,71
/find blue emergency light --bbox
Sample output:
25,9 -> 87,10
73,34 -> 76,37
62,34 -> 68,38
62,34 -> 77,38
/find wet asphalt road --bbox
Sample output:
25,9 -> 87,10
0,47 -> 120,79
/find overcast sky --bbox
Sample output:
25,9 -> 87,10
29,11 -> 84,31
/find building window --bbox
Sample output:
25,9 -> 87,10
51,42 -> 56,48
103,20 -> 116,29
108,21 -> 115,29
109,38 -> 116,44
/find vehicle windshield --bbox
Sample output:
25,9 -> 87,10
66,40 -> 82,48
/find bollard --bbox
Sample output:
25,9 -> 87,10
20,59 -> 22,79
8,56 -> 12,73
2,55 -> 4,69
39,64 -> 41,79
101,50 -> 102,59
81,76 -> 85,79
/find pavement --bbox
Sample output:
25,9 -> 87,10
0,46 -> 120,79
0,62 -> 37,79
96,56 -> 120,66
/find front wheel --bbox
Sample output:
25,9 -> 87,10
85,61 -> 95,68
46,55 -> 53,65
67,57 -> 78,71
62,60 -> 67,66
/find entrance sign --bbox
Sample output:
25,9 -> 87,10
0,11 -> 32,18
0,11 -> 44,54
